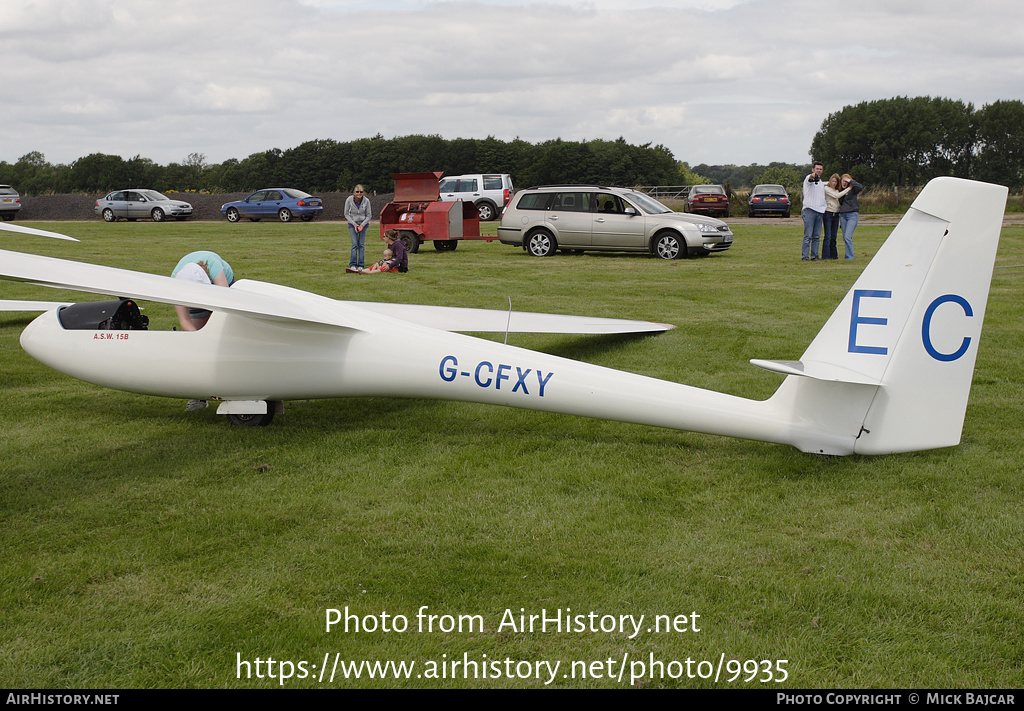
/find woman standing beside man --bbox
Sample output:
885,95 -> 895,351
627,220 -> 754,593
837,174 -> 863,260
345,185 -> 372,273
822,174 -> 849,260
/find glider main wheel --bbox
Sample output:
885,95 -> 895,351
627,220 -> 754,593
526,229 -> 556,257
278,208 -> 292,223
653,231 -> 685,260
225,207 -> 240,223
102,208 -> 116,222
433,239 -> 458,252
151,208 -> 165,222
226,404 -> 276,427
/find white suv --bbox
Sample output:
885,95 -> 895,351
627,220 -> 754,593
0,185 -> 22,220
438,173 -> 513,221
497,185 -> 733,259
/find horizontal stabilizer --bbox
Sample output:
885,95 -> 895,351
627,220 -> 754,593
750,359 -> 882,386
348,301 -> 674,334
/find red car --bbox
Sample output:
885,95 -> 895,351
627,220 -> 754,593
685,185 -> 729,218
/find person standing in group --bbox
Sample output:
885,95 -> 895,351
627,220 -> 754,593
838,174 -> 863,260
801,162 -> 826,261
822,174 -> 850,260
345,185 -> 373,273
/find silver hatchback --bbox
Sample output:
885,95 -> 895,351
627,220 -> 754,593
497,185 -> 733,258
94,190 -> 194,222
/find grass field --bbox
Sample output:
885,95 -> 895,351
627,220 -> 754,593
1,219 -> 1022,688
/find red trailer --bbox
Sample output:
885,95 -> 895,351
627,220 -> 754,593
379,172 -> 495,253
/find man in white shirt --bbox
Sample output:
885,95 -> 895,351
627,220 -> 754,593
801,161 -> 826,260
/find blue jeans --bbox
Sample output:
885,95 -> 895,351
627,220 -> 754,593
839,212 -> 859,260
801,209 -> 823,259
349,223 -> 368,268
823,211 -> 840,259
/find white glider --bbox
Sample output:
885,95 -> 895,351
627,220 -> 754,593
0,177 -> 1007,455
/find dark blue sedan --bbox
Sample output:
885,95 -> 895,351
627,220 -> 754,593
221,188 -> 324,223
747,184 -> 791,218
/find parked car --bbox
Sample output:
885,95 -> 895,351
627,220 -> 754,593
747,184 -> 791,217
1,185 -> 22,220
685,184 -> 730,218
438,173 -> 513,221
221,188 -> 324,223
94,190 -> 193,222
497,185 -> 733,259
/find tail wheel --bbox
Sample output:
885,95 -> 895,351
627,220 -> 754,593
433,239 -> 458,252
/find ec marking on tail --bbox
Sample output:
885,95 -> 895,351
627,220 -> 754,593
847,290 -> 974,362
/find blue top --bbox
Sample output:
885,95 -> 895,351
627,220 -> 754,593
172,251 -> 234,284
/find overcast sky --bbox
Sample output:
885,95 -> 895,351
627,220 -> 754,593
3,0 -> 1022,170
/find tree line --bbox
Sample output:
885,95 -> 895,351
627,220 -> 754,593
0,136 -> 693,196
811,97 -> 1024,189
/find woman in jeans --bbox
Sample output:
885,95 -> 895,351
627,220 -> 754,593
822,174 -> 849,260
345,185 -> 372,272
838,174 -> 863,260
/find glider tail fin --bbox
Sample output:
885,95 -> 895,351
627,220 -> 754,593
754,177 -> 1007,455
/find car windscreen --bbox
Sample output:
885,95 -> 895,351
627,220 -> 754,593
628,192 -> 673,215
281,188 -> 311,199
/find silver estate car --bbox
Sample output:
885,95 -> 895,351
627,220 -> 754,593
94,190 -> 194,222
497,185 -> 733,258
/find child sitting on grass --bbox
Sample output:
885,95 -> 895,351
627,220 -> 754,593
359,248 -> 394,273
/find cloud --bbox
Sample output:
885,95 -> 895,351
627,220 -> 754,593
2,0 -> 1022,169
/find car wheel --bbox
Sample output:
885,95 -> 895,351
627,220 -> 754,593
301,215 -> 313,222
526,229 -> 557,257
2,214 -> 14,221
101,208 -> 116,222
278,208 -> 292,223
783,210 -> 791,218
175,217 -> 188,221
226,207 -> 240,223
226,405 -> 276,427
399,230 -> 420,254
748,209 -> 755,218
151,208 -> 165,222
653,231 -> 685,260
248,218 -> 261,222
433,239 -> 458,252
476,201 -> 496,221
